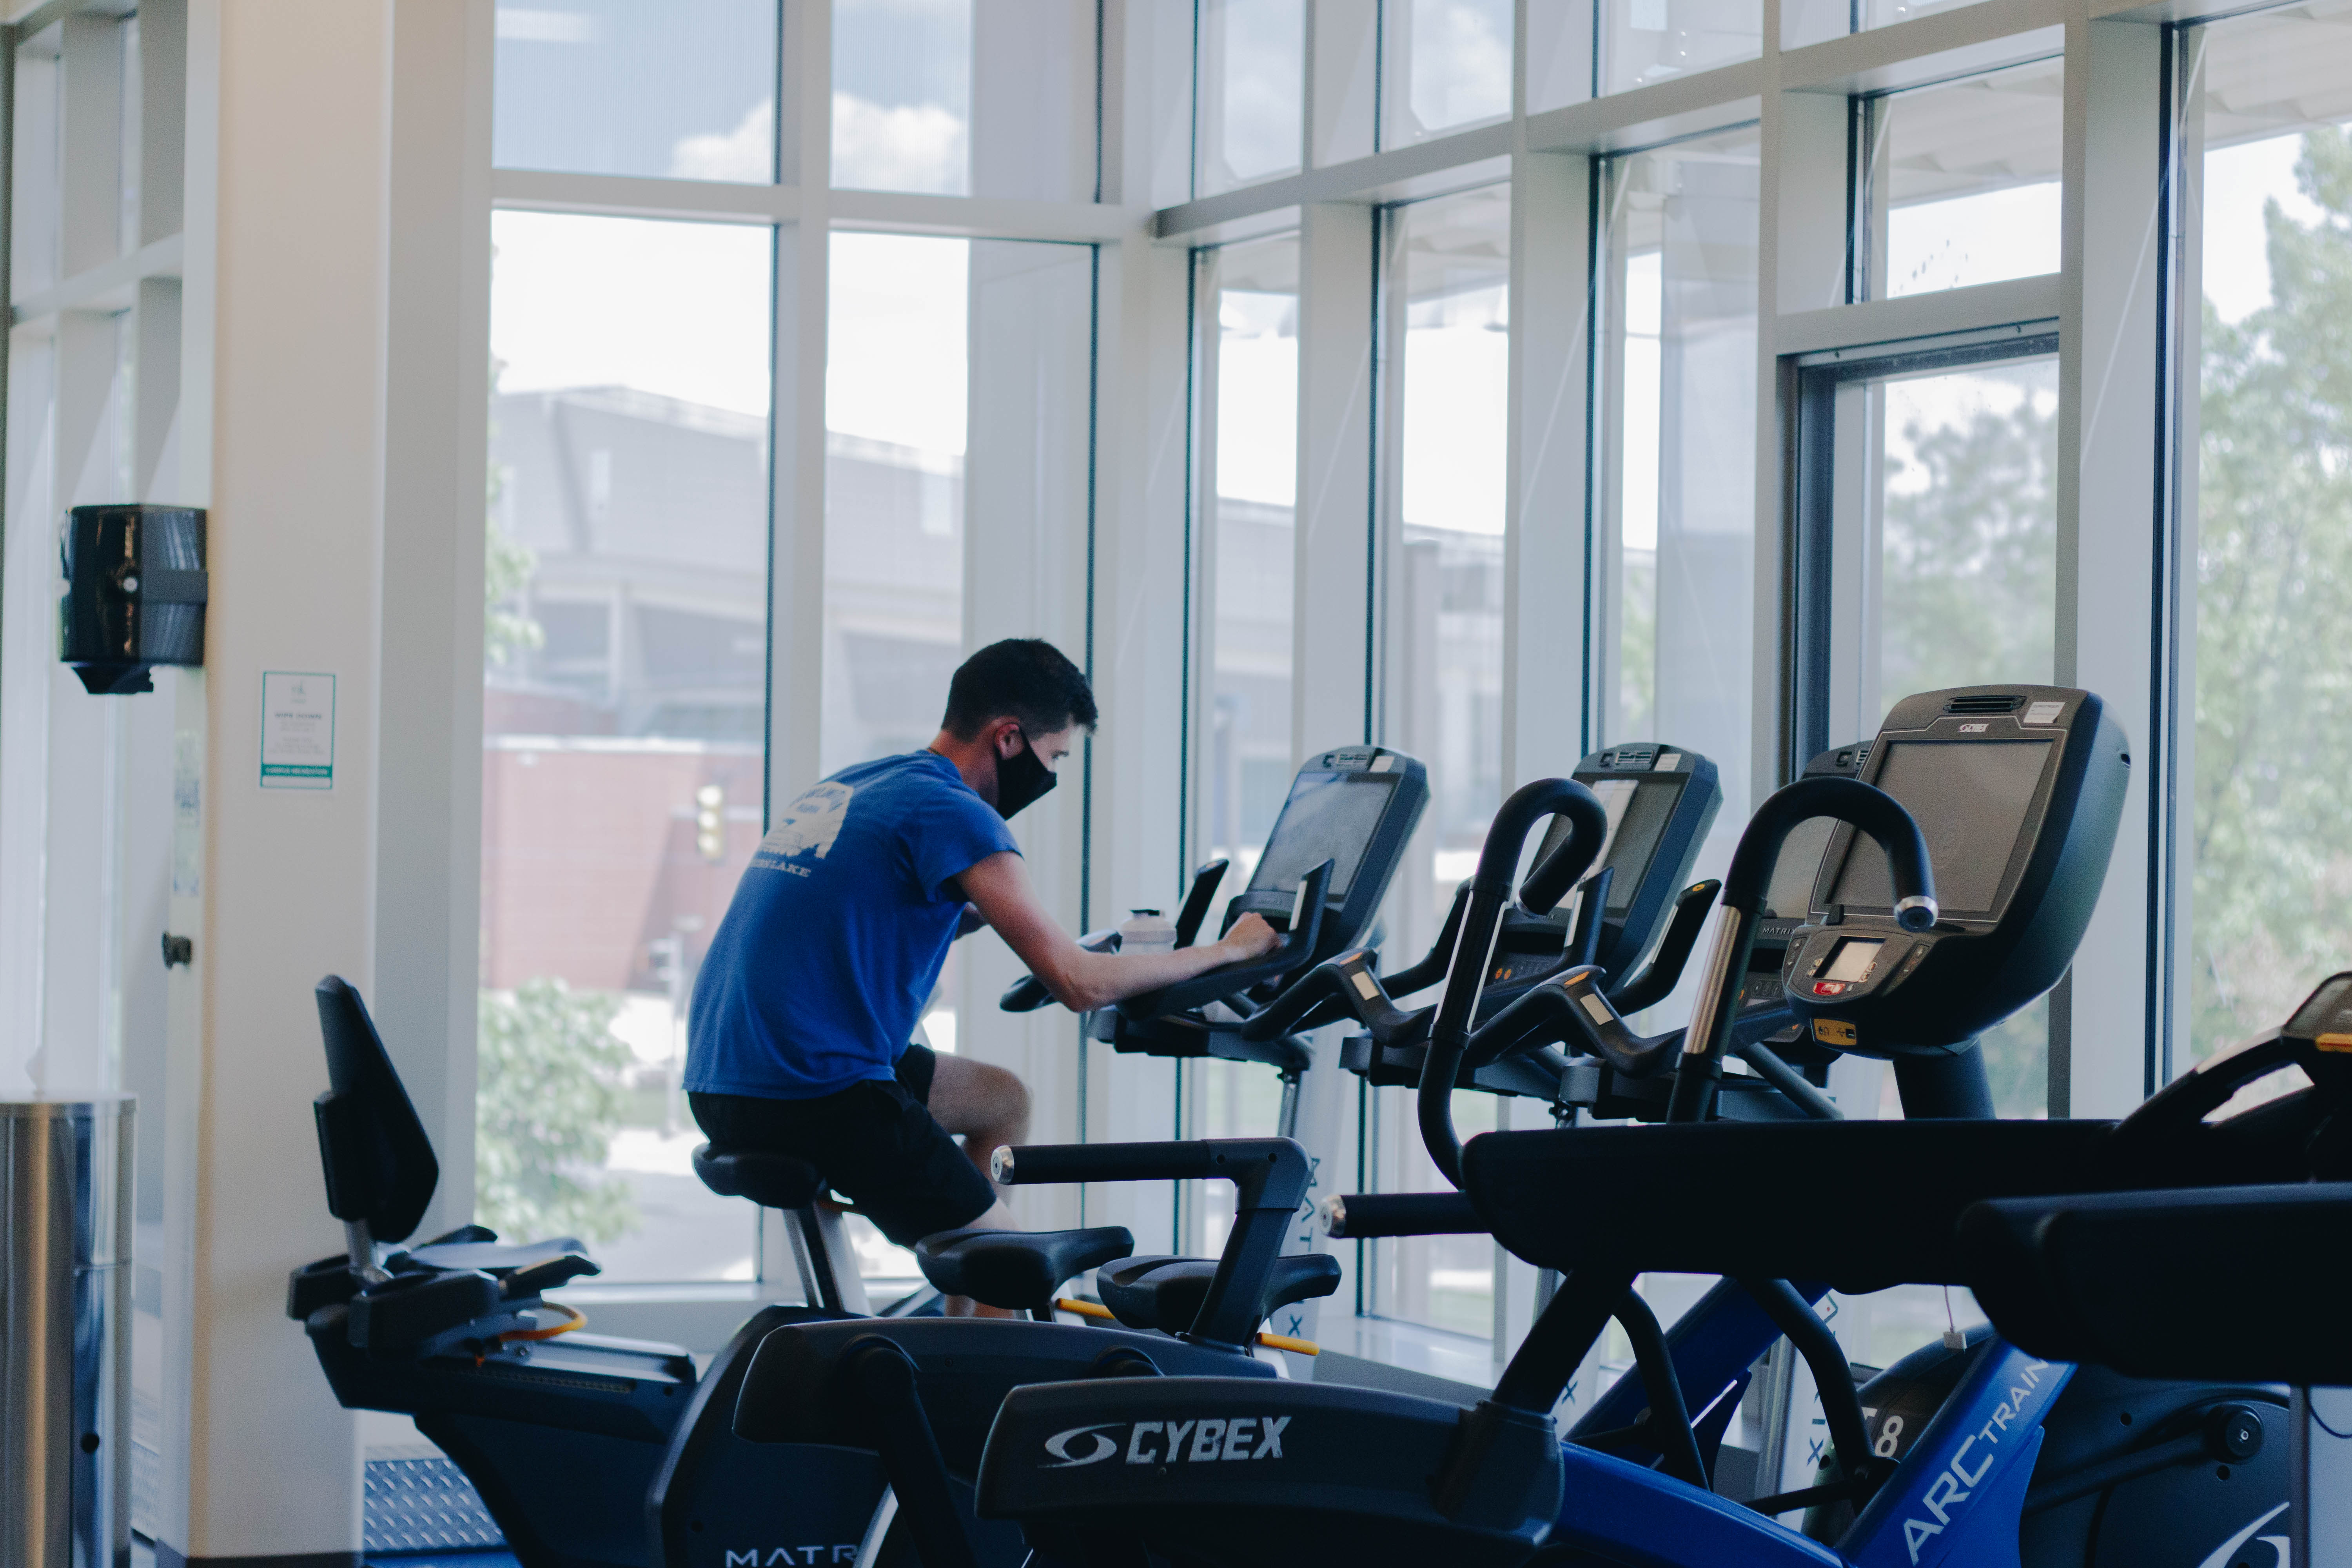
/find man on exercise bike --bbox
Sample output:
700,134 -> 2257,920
685,637 -> 1279,1314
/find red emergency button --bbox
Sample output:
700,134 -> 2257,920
1812,981 -> 1848,996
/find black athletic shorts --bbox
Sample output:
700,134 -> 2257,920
688,1044 -> 997,1247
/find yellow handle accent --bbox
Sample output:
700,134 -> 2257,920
500,1301 -> 586,1343
1056,1297 -> 1319,1355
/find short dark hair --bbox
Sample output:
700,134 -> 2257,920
942,639 -> 1098,740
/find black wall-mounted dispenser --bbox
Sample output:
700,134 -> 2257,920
60,504 -> 208,694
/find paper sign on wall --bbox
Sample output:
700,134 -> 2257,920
260,671 -> 336,790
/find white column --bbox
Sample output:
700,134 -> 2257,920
1502,149 -> 1593,789
374,0 -> 493,1238
158,2 -> 402,1555
1292,200 -> 1375,758
768,0 -> 831,808
1077,3 -> 1195,1249
2056,17 -> 2167,1118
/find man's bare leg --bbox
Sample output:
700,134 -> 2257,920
926,1055 -> 1032,1316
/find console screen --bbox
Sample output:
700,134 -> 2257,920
1829,739 -> 2052,916
1822,937 -> 1884,983
1541,774 -> 1686,914
1247,772 -> 1397,899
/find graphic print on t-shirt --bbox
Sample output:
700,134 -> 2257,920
753,780 -> 854,871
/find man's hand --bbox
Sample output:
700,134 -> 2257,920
1216,912 -> 1282,965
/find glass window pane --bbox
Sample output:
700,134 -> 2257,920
1381,0 -> 1515,146
1386,185 -> 1510,969
1785,0 -> 1998,45
1849,355 -> 2057,1114
1872,360 -> 2058,714
1181,236 -> 1302,1212
2190,10 -> 2352,1067
1603,0 -> 1761,96
1861,60 -> 2062,299
1599,127 -> 1760,1034
833,0 -> 967,193
494,2 -> 778,183
1528,0 -> 1595,113
833,1 -> 1095,199
1365,184 -> 1510,1336
822,232 -> 968,780
1200,235 -> 1299,889
1197,0 -> 1305,196
484,212 -> 773,1282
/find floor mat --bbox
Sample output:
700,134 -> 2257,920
363,1447 -> 506,1556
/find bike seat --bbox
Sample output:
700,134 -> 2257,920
915,1226 -> 1134,1312
1096,1252 -> 1340,1334
403,1236 -> 587,1274
691,1144 -> 826,1210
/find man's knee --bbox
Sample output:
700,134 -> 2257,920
932,1054 -> 1030,1130
971,1060 -> 1030,1127
988,1067 -> 1035,1128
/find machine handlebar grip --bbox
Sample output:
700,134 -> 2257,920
993,1136 -> 1312,1212
1518,790 -> 1615,915
1172,860 -> 1229,949
1321,1191 -> 1485,1239
1379,881 -> 1469,1000
1238,952 -> 1362,1043
1720,777 -> 1937,931
1605,880 -> 1719,1015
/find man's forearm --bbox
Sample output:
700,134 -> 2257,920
1058,939 -> 1258,1012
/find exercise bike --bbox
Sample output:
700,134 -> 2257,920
289,737 -> 1444,1567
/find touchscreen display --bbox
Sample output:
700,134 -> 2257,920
1829,739 -> 2052,915
1541,774 -> 1686,914
1247,772 -> 1397,899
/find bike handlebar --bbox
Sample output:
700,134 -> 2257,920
1421,779 -> 1610,1187
1668,777 -> 1935,1123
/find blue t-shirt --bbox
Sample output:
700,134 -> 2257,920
686,751 -> 1020,1100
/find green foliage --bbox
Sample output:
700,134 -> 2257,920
484,357 -> 543,669
2191,127 -> 2352,1058
485,515 -> 543,669
1880,377 -> 2058,710
476,980 -> 637,1243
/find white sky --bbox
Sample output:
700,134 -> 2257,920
1400,284 -> 1512,534
488,214 -> 972,457
826,231 -> 970,454
490,210 -> 773,416
1216,291 -> 1298,506
2205,132 -> 2322,325
1886,182 -> 2062,298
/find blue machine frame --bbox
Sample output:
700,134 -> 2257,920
1551,1287 -> 2073,1567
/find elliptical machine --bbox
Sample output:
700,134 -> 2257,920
1403,685 -> 2323,1564
970,683 -> 2335,1566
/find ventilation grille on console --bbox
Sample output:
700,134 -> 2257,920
1944,694 -> 2025,715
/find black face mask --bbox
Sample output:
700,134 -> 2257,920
993,730 -> 1058,820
